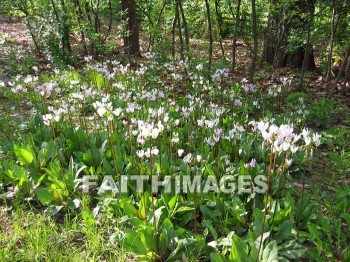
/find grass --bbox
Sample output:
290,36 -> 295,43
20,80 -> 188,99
0,197 -> 131,261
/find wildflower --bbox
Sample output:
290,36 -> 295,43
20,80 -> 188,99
152,147 -> 159,156
43,114 -> 53,126
285,159 -> 293,166
178,149 -> 184,157
196,64 -> 203,71
137,150 -> 145,158
171,133 -> 180,144
183,153 -> 192,164
250,158 -> 257,167
312,133 -> 321,147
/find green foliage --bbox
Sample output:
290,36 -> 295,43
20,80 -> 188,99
307,98 -> 337,128
0,54 -> 344,260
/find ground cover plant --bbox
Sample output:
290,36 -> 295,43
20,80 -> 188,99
1,0 -> 350,260
0,54 -> 349,261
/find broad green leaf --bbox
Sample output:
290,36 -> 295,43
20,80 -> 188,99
210,252 -> 228,262
273,219 -> 294,243
229,234 -> 248,262
262,240 -> 278,262
14,145 -> 34,165
278,240 -> 307,259
35,188 -> 52,205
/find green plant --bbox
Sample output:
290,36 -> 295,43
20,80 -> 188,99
307,98 -> 337,128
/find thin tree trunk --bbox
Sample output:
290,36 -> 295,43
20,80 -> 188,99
102,0 -> 113,43
248,0 -> 258,83
60,0 -> 72,54
342,57 -> 350,95
73,0 -> 88,55
85,2 -> 95,55
298,0 -> 315,91
214,0 -> 225,57
177,2 -> 185,61
232,0 -> 241,74
328,45 -> 350,97
205,0 -> 213,73
171,1 -> 179,58
326,2 -> 341,81
179,0 -> 189,55
122,0 -> 140,57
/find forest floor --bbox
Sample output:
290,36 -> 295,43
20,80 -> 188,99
0,15 -> 350,261
1,15 -> 348,190
0,16 -> 350,259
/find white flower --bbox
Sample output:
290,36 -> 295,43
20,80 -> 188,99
97,107 -> 107,117
196,155 -> 202,163
145,148 -> 151,158
171,133 -> 180,144
250,158 -> 257,167
43,114 -> 53,126
178,149 -> 184,157
312,133 -> 321,147
196,64 -> 203,71
183,153 -> 192,164
137,150 -> 145,158
152,147 -> 159,156
113,108 -> 123,117
286,159 -> 293,166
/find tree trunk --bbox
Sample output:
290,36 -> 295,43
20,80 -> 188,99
328,45 -> 350,97
260,0 -> 316,70
298,0 -> 315,90
179,0 -> 189,55
232,0 -> 241,74
122,0 -> 140,57
342,57 -> 350,95
248,0 -> 258,83
171,1 -> 179,58
205,0 -> 213,73
177,1 -> 185,61
214,0 -> 225,58
326,1 -> 341,81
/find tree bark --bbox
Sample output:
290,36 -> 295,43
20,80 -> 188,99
248,0 -> 258,83
205,0 -> 213,73
328,45 -> 350,97
342,57 -> 350,95
179,0 -> 189,55
171,1 -> 179,58
122,0 -> 140,57
326,1 -> 341,81
260,0 -> 316,70
214,0 -> 225,58
298,0 -> 316,90
232,0 -> 241,74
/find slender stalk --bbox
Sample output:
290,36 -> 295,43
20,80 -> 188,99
268,154 -> 286,243
296,149 -> 310,227
257,150 -> 274,261
108,121 -> 119,178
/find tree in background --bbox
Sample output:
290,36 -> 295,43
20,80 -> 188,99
122,0 -> 140,57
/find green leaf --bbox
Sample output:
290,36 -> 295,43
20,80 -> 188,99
140,227 -> 157,253
340,213 -> 350,226
14,145 -> 34,165
273,219 -> 294,243
278,240 -> 307,260
210,252 -> 228,262
35,188 -> 52,205
262,240 -> 278,262
229,234 -> 248,262
123,229 -> 148,255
